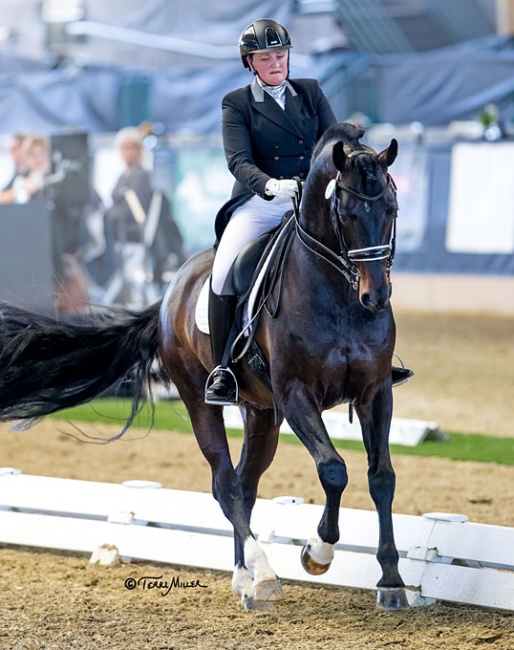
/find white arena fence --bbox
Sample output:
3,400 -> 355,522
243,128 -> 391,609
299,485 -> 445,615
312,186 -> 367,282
1,467 -> 514,611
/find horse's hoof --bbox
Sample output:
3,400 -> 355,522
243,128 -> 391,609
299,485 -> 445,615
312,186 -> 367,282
376,587 -> 410,611
301,544 -> 331,575
253,578 -> 284,602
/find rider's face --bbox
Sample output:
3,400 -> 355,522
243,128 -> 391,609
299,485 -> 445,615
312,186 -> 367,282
249,49 -> 288,86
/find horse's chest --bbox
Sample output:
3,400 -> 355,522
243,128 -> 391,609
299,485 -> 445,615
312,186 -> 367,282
270,298 -> 393,395
280,322 -> 389,375
319,340 -> 384,376
309,314 -> 391,361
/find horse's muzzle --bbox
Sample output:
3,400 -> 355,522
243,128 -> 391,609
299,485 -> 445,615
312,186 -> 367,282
359,278 -> 392,313
360,291 -> 390,313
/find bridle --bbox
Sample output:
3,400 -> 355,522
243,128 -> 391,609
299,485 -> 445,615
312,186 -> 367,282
293,150 -> 397,291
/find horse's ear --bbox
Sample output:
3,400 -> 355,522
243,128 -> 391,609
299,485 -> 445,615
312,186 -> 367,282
332,141 -> 347,173
378,138 -> 398,169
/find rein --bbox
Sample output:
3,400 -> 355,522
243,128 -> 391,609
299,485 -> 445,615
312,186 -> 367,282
295,217 -> 361,289
292,157 -> 397,291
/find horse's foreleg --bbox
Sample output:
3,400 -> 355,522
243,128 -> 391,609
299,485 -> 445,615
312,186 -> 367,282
233,406 -> 283,608
281,383 -> 348,574
356,386 -> 408,610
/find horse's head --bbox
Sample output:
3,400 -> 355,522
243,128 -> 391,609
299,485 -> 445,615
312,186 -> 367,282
330,138 -> 398,312
302,125 -> 398,313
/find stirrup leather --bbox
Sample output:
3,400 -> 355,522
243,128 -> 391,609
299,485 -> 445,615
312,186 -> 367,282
205,366 -> 239,405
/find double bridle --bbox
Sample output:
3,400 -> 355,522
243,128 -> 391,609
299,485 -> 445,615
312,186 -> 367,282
294,150 -> 397,291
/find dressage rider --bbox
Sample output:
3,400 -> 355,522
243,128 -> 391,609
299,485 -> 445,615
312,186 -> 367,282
205,18 -> 413,405
205,18 -> 338,405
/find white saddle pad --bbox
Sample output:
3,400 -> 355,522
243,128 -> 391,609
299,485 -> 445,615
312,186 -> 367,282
195,273 -> 264,336
195,279 -> 211,334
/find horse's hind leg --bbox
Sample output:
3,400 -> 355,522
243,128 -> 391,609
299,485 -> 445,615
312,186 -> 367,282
172,367 -> 280,608
232,405 -> 283,609
357,387 -> 408,610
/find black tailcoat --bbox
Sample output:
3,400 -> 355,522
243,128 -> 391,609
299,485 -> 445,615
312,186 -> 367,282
214,77 -> 336,241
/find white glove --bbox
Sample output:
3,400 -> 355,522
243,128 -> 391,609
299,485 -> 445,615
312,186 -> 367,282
265,178 -> 298,199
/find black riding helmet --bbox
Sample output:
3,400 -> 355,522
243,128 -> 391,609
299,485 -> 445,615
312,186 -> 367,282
239,18 -> 292,69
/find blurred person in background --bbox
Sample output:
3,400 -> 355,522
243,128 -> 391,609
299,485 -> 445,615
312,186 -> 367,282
1,133 -> 28,192
92,125 -> 184,307
104,126 -> 153,245
97,126 -> 153,306
0,136 -> 50,204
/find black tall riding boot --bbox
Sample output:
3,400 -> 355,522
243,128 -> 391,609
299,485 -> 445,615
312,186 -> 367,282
204,289 -> 239,405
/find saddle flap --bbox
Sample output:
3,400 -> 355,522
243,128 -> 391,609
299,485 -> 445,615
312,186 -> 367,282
232,233 -> 274,296
195,216 -> 295,337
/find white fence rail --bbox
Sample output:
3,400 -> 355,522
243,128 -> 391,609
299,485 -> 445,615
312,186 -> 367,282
1,468 -> 514,611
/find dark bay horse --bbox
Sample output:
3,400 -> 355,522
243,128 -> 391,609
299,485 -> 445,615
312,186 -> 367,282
0,123 -> 408,610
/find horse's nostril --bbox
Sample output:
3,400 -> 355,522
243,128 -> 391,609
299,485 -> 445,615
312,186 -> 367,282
360,293 -> 375,312
360,292 -> 389,313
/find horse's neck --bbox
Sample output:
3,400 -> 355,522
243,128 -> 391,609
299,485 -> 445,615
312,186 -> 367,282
288,231 -> 355,306
291,196 -> 363,312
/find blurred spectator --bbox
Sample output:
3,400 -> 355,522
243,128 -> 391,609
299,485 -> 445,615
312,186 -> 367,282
1,134 -> 28,192
87,126 -> 184,306
105,126 -> 153,244
0,136 -> 50,204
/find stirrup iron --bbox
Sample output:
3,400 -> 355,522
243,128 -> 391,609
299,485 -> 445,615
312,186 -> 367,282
205,365 -> 239,406
392,354 -> 414,387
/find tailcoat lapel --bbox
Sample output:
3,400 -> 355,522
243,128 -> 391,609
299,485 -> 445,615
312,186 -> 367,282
250,79 -> 304,138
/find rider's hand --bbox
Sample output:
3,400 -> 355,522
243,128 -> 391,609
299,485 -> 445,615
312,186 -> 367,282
265,178 -> 298,199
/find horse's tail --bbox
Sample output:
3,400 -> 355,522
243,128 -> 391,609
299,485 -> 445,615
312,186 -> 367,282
0,301 -> 163,433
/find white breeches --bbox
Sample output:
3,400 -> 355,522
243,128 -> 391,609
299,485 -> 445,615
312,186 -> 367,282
211,194 -> 291,295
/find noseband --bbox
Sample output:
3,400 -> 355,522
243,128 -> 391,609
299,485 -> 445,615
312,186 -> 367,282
294,151 -> 397,291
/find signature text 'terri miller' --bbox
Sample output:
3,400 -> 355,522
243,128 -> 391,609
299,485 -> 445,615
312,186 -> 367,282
124,575 -> 209,597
